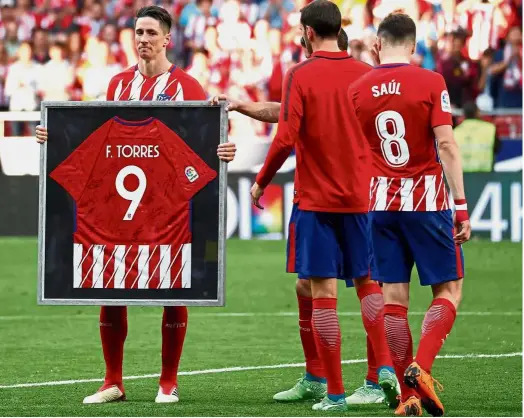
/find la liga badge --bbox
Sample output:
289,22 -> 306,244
185,166 -> 199,183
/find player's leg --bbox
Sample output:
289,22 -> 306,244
353,276 -> 399,408
273,279 -> 327,402
370,211 -> 422,416
83,306 -> 128,404
402,210 -> 465,417
341,213 -> 399,408
274,202 -> 326,401
156,306 -> 188,403
310,277 -> 347,411
296,279 -> 325,382
383,283 -> 421,416
293,209 -> 347,412
345,334 -> 388,405
416,279 -> 462,373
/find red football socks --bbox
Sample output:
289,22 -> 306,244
99,306 -> 128,392
159,306 -> 188,393
365,335 -> 378,384
384,304 -> 418,401
311,298 -> 345,396
357,282 -> 393,369
415,298 -> 457,373
297,295 -> 325,379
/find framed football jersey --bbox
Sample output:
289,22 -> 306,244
37,101 -> 227,306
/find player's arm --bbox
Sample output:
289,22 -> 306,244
431,75 -> 470,244
434,126 -> 471,243
237,101 -> 280,123
210,94 -> 280,123
434,125 -> 466,202
251,71 -> 302,208
432,86 -> 471,245
184,79 -> 236,162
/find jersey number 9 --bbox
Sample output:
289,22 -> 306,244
115,165 -> 147,221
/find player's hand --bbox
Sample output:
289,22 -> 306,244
453,216 -> 471,245
217,141 -> 236,162
35,125 -> 48,144
370,41 -> 380,66
209,94 -> 241,112
250,182 -> 264,209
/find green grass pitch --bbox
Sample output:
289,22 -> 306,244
0,238 -> 521,416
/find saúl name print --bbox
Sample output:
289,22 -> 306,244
372,80 -> 401,97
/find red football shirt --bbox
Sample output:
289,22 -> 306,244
348,64 -> 453,212
256,51 -> 372,213
106,64 -> 206,102
50,117 -> 216,290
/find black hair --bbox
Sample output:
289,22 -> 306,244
377,13 -> 416,46
300,0 -> 341,39
463,101 -> 479,119
337,28 -> 348,50
135,6 -> 172,34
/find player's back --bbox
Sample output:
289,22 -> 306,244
292,51 -> 372,212
349,64 -> 453,212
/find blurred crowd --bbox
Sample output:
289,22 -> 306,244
0,0 -> 522,138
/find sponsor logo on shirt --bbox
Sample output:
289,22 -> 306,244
185,166 -> 199,182
157,93 -> 172,101
441,90 -> 451,113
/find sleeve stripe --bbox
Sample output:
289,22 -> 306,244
283,58 -> 317,121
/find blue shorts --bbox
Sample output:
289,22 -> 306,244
287,205 -> 370,282
369,210 -> 465,286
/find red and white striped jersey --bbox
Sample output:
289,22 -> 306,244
460,2 -> 503,61
369,174 -> 449,212
106,64 -> 207,102
349,64 -> 453,212
50,118 -> 216,290
73,243 -> 191,289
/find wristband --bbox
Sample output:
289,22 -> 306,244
454,199 -> 469,222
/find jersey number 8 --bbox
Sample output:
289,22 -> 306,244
375,110 -> 410,167
115,165 -> 147,221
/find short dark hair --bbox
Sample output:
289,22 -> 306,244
136,6 -> 172,34
377,13 -> 416,46
463,101 -> 479,119
337,28 -> 348,51
300,0 -> 341,39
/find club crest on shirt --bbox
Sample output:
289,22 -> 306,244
441,90 -> 451,113
185,166 -> 199,183
156,93 -> 172,101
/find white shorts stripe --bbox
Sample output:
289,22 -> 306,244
425,175 -> 437,211
400,178 -> 414,211
137,245 -> 149,289
374,177 -> 388,211
92,245 -> 105,289
73,243 -> 82,288
159,245 -> 172,289
113,245 -> 126,289
182,244 -> 192,288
